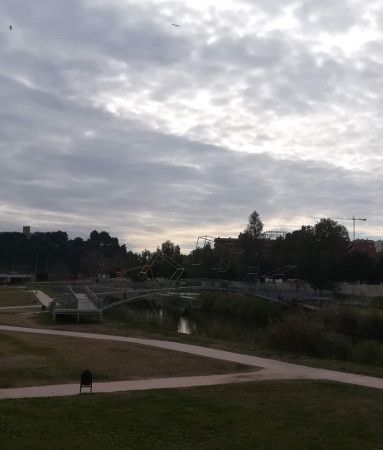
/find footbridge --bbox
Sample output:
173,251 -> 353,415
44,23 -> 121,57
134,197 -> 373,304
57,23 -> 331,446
49,278 -> 333,321
49,286 -> 103,322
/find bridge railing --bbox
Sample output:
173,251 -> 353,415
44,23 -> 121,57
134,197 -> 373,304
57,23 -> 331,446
84,286 -> 104,309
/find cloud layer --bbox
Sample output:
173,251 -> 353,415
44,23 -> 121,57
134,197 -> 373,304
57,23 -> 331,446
1,0 -> 382,249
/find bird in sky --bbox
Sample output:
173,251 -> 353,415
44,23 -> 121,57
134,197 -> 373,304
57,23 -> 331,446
171,23 -> 181,27
9,25 -> 12,30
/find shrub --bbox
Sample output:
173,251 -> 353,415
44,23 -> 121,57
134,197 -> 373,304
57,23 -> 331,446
351,340 -> 383,366
200,292 -> 284,322
268,313 -> 353,359
317,307 -> 383,340
316,332 -> 352,360
268,314 -> 325,356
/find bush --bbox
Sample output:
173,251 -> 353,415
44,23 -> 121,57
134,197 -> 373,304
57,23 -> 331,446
317,307 -> 383,340
269,314 -> 352,359
268,312 -> 383,365
317,332 -> 352,360
269,314 -> 325,356
351,340 -> 383,366
200,292 -> 283,322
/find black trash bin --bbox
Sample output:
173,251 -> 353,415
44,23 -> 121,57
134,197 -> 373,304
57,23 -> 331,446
80,370 -> 93,394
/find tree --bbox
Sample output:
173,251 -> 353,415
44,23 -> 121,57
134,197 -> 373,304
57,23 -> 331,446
314,218 -> 349,243
338,252 -> 377,283
161,240 -> 181,259
88,230 -> 119,250
271,219 -> 350,286
313,219 -> 350,285
245,211 -> 264,239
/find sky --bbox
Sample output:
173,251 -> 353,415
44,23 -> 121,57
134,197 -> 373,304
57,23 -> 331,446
1,0 -> 383,251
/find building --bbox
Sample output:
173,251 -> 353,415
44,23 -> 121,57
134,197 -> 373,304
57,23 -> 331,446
375,240 -> 383,254
0,273 -> 34,284
348,239 -> 376,258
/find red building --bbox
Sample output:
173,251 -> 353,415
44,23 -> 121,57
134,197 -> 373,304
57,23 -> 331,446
348,239 -> 376,258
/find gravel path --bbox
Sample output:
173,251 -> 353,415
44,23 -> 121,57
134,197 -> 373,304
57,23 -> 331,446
0,324 -> 382,400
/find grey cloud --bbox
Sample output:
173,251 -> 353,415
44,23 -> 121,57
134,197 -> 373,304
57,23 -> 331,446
1,0 -> 383,248
0,78 -> 380,247
296,0 -> 366,33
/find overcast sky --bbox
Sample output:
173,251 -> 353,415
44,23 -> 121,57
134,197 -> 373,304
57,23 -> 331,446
1,0 -> 383,250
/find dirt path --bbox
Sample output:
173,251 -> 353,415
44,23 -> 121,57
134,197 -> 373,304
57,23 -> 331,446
0,324 -> 382,400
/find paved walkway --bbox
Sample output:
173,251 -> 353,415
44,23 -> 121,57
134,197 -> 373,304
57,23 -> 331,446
30,290 -> 53,307
75,293 -> 99,311
0,324 -> 382,400
0,370 -> 283,400
0,305 -> 41,310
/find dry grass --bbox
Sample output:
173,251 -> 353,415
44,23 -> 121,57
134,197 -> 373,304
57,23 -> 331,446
0,287 -> 37,307
0,331 -> 249,388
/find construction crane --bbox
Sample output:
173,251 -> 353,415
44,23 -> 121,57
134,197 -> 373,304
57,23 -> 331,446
336,216 -> 367,241
312,216 -> 367,241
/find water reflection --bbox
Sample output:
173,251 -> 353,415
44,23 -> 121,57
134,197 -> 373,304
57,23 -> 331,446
177,316 -> 197,335
123,302 -> 265,345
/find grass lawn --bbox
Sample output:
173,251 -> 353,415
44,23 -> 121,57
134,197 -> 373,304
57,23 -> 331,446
1,308 -> 382,379
71,314 -> 383,379
0,331 -> 248,388
0,309 -> 47,328
0,288 -> 37,307
0,381 -> 382,449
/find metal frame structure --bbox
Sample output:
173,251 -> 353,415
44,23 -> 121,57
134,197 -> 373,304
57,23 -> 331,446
243,266 -> 260,283
138,251 -> 185,283
262,265 -> 298,300
191,236 -> 216,266
192,235 -> 243,273
213,241 -> 243,273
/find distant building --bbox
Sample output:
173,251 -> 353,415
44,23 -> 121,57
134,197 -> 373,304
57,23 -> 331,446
348,239 -> 376,258
0,273 -> 34,284
375,240 -> 383,254
23,226 -> 31,238
262,230 -> 287,239
214,237 -> 240,247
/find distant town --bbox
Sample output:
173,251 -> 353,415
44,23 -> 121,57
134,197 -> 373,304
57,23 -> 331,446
1,212 -> 383,288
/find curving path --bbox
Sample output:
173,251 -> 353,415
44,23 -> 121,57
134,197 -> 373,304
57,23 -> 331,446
0,305 -> 41,310
0,324 -> 382,400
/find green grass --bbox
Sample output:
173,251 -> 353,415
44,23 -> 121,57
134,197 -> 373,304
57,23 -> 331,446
0,288 -> 36,307
0,331 -> 247,388
0,381 -> 382,449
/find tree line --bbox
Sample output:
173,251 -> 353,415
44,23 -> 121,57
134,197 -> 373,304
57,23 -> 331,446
0,212 -> 382,286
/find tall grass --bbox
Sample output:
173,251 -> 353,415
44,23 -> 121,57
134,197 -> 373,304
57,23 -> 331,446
269,311 -> 383,365
199,292 -> 284,323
